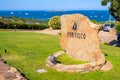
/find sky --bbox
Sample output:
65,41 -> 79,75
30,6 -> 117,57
0,0 -> 110,10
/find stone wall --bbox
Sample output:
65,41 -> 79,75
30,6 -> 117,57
46,51 -> 112,73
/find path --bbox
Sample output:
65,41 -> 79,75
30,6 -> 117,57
33,28 -> 61,35
98,31 -> 117,43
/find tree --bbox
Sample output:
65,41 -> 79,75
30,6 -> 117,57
116,22 -> 120,33
101,0 -> 120,21
48,16 -> 61,29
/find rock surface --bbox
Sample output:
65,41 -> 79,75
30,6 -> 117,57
60,14 -> 105,63
0,58 -> 26,80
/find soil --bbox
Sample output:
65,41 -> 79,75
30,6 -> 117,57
34,28 -> 61,35
98,31 -> 117,43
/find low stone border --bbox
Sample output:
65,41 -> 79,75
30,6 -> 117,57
46,51 -> 112,73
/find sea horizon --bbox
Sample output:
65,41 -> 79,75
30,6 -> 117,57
0,10 -> 114,22
0,9 -> 108,11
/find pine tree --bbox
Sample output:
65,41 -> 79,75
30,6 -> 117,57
101,0 -> 120,21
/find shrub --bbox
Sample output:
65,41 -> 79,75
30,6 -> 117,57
18,23 -> 29,29
104,42 -> 109,46
48,16 -> 61,29
29,23 -> 47,30
40,23 -> 48,30
0,17 -> 48,30
91,20 -> 100,24
116,22 -> 120,34
0,20 -> 5,28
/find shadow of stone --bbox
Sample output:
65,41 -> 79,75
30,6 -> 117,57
56,61 -> 61,63
104,54 -> 108,56
109,40 -> 120,47
20,72 -> 29,80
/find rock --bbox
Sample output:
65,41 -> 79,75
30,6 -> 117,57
100,61 -> 113,71
37,69 -> 47,73
48,55 -> 57,64
0,62 -> 26,80
46,14 -> 112,73
60,14 -> 105,63
109,28 -> 117,35
109,40 -> 120,47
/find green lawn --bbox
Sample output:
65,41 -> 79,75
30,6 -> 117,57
0,31 -> 120,80
57,53 -> 87,65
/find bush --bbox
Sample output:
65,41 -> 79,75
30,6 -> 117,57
29,23 -> 48,30
48,16 -> 61,29
91,20 -> 100,24
0,20 -> 5,28
18,23 -> 29,29
0,17 -> 48,30
116,22 -> 120,34
104,42 -> 109,46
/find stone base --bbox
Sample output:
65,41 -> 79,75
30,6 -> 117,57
46,51 -> 112,73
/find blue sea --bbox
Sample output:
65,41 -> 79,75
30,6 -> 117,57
0,10 -> 114,22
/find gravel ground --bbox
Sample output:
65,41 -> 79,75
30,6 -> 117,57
98,31 -> 117,43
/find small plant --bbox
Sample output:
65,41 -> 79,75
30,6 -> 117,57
57,32 -> 61,36
104,42 -> 109,46
48,16 -> 61,29
91,20 -> 100,24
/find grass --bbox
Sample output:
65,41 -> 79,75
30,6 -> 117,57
57,53 -> 87,65
0,31 -> 120,80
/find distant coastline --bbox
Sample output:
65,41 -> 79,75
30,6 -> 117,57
0,10 -> 114,22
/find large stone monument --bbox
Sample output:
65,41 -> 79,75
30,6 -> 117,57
60,14 -> 104,63
46,14 -> 112,73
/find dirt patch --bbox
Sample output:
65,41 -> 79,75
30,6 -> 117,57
34,28 -> 61,35
98,31 -> 117,43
